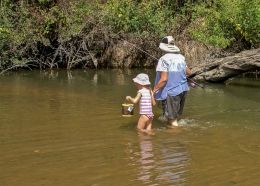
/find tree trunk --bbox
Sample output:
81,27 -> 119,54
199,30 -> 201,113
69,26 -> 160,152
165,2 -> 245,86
190,48 -> 260,82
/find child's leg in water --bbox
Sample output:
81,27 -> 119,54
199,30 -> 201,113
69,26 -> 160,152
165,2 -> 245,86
145,117 -> 155,135
137,115 -> 155,135
145,117 -> 153,131
137,115 -> 149,131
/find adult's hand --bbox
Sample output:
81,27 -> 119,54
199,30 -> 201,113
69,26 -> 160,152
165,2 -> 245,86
153,71 -> 168,93
186,66 -> 192,77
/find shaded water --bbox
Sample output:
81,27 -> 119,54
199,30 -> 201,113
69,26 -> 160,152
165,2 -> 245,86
0,69 -> 259,186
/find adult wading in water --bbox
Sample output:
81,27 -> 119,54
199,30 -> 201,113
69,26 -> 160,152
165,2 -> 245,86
153,36 -> 191,127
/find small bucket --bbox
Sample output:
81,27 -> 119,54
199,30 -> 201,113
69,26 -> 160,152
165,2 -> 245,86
122,103 -> 134,117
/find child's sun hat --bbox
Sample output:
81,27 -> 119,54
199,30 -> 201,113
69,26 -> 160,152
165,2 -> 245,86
133,73 -> 151,85
159,36 -> 180,53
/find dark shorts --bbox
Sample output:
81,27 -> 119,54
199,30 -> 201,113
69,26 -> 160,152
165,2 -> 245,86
162,91 -> 187,120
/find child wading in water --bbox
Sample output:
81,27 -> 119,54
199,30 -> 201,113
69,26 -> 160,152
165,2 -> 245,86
126,73 -> 156,133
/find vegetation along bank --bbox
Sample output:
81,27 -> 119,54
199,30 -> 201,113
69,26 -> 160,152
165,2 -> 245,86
0,0 -> 259,77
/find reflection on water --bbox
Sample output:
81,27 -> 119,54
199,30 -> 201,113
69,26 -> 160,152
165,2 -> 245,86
0,69 -> 260,186
127,133 -> 189,185
137,134 -> 155,184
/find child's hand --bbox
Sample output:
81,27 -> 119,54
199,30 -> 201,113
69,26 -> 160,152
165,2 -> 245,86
126,96 -> 131,101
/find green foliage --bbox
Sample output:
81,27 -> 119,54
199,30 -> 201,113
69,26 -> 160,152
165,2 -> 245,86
0,0 -> 259,70
0,0 -> 95,47
190,0 -> 260,48
0,0 -> 97,69
238,0 -> 260,45
101,0 -> 174,37
58,1 -> 94,41
0,19 -> 11,51
0,1 -> 35,63
38,0 -> 52,4
0,2 -> 14,49
1,1 -> 42,47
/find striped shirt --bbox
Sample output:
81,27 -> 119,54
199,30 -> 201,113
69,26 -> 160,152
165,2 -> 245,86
138,88 -> 153,116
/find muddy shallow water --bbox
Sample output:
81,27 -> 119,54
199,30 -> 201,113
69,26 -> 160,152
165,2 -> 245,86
0,69 -> 259,186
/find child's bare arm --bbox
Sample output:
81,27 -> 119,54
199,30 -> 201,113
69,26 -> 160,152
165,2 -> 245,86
126,93 -> 141,104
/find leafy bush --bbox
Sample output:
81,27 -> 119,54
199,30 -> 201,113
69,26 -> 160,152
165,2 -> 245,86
58,1 -> 94,41
1,0 -> 259,70
101,0 -> 174,37
238,0 -> 260,46
190,0 -> 260,48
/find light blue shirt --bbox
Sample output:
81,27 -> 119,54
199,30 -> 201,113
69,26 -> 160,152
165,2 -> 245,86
154,53 -> 189,100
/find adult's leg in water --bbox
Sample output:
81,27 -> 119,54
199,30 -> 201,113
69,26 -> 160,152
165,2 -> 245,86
169,118 -> 178,127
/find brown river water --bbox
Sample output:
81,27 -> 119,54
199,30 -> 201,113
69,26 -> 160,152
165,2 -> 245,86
0,69 -> 259,186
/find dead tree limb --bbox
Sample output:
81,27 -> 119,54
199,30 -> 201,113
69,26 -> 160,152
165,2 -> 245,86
190,48 -> 260,82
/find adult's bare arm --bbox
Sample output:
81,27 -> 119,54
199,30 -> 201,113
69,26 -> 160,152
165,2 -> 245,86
153,71 -> 168,93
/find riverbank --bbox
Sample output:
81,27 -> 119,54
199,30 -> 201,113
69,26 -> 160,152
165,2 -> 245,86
0,0 -> 259,73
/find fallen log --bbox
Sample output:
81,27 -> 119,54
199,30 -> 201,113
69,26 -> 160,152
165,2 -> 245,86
190,48 -> 260,82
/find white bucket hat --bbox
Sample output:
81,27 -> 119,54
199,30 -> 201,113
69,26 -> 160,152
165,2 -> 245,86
159,36 -> 180,53
133,73 -> 151,85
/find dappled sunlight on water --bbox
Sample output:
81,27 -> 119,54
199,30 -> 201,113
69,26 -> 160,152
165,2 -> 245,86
0,70 -> 259,186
